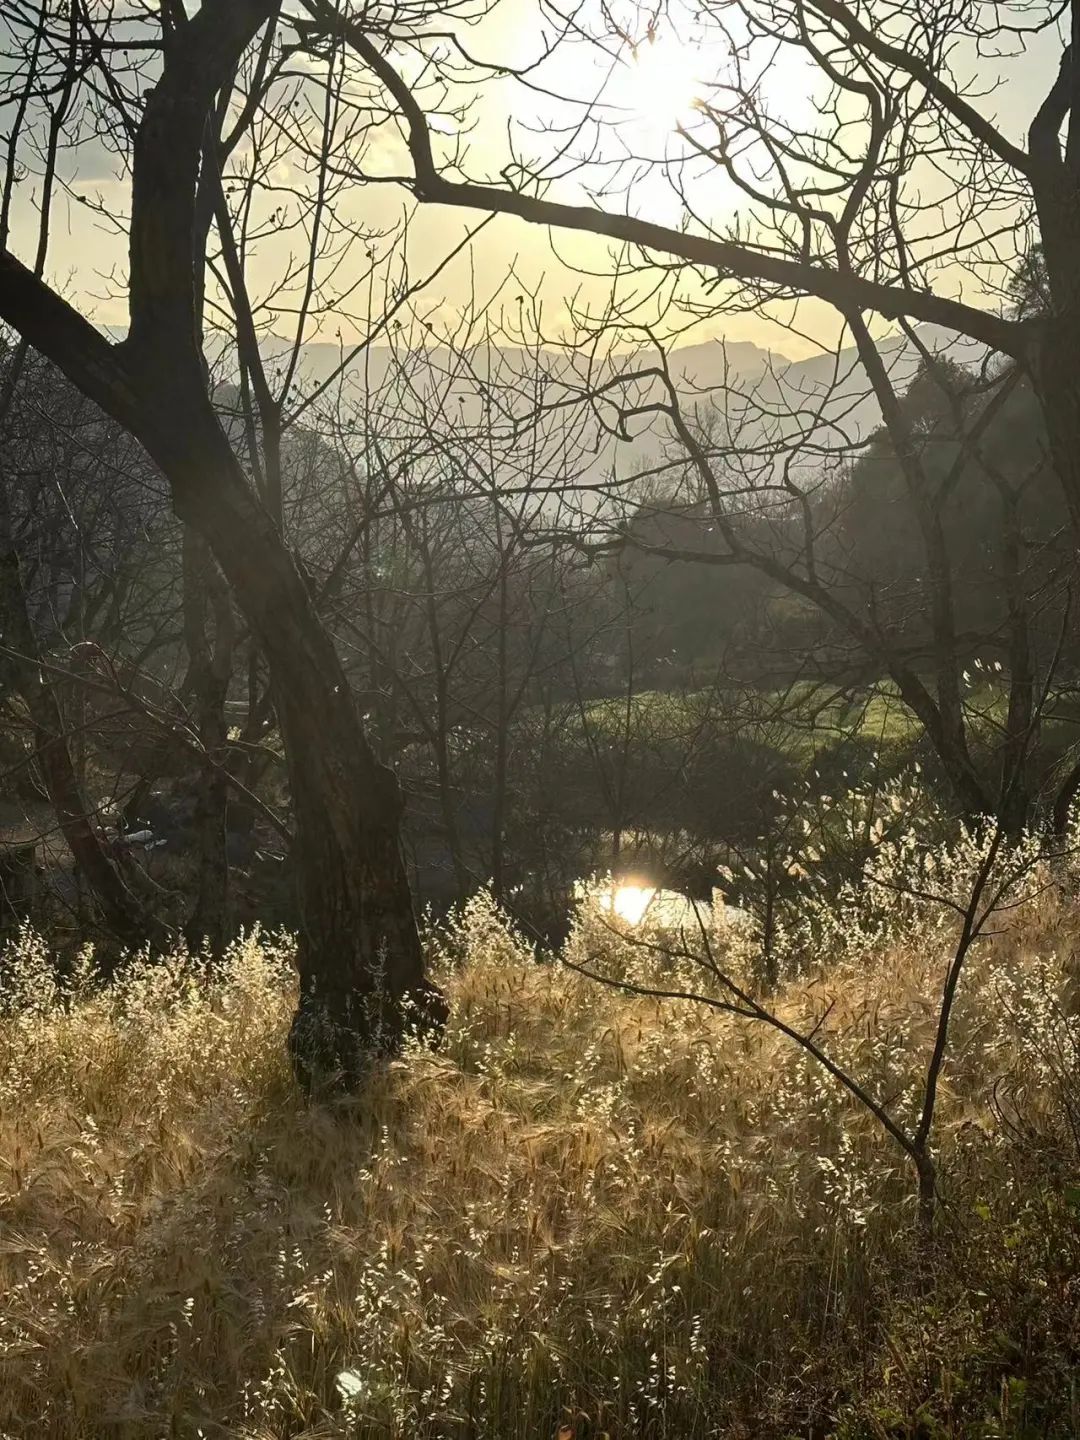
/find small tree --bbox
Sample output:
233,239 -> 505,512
573,783 -> 1057,1232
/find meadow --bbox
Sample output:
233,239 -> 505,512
0,855 -> 1078,1439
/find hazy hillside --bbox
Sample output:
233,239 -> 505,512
102,318 -> 991,495
244,324 -> 991,496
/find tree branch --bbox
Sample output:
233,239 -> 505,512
809,0 -> 1032,175
313,5 -> 1027,362
0,249 -> 141,432
1030,43 -> 1074,170
127,0 -> 277,353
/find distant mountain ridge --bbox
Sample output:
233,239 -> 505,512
108,319 -> 991,487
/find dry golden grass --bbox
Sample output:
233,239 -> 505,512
0,870 -> 1078,1438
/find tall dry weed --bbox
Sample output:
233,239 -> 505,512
0,855 -> 1077,1438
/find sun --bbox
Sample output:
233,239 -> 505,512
618,34 -> 705,144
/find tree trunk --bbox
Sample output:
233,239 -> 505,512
490,547 -> 511,903
914,1146 -> 938,1239
0,1 -> 445,1085
181,529 -> 234,954
997,490 -> 1036,834
1033,314 -> 1080,538
31,698 -> 158,955
491,690 -> 510,904
135,376 -> 446,1086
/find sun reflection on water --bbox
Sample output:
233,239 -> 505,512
597,882 -> 657,926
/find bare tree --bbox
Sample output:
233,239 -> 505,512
574,784 -> 1058,1231
298,298 -> 608,906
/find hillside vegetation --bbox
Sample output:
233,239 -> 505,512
1,868 -> 1078,1439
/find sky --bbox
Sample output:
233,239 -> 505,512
4,0 -> 1066,362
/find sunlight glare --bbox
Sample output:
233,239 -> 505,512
621,35 -> 704,141
598,883 -> 657,926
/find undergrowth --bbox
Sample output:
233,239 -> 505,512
0,847 -> 1078,1437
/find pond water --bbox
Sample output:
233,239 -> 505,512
590,880 -> 755,934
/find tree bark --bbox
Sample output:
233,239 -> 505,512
914,1147 -> 938,1241
181,528 -> 234,954
1033,314 -> 1080,536
997,489 -> 1036,833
